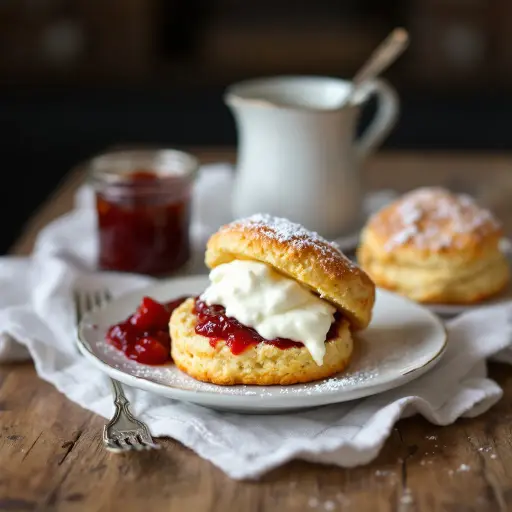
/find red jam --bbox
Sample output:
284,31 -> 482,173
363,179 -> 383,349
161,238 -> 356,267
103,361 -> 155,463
106,295 -> 340,365
96,170 -> 191,275
194,299 -> 340,355
106,296 -> 188,365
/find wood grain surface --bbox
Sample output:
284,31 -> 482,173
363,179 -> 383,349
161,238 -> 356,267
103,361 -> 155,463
2,149 -> 512,512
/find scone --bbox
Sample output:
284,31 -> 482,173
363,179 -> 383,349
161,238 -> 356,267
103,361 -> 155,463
357,187 -> 510,304
170,214 -> 375,385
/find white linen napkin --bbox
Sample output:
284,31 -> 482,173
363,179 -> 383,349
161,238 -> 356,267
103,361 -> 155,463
1,163 -> 511,480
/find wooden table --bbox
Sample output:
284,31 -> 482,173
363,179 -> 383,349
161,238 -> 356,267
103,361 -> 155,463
3,150 -> 512,512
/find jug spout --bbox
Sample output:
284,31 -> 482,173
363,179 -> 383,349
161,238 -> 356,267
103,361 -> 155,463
224,75 -> 355,110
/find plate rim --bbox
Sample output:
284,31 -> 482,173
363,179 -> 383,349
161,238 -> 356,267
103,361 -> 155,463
76,276 -> 448,407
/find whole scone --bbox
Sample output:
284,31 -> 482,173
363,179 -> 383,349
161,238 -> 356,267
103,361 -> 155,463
171,214 -> 375,385
357,187 -> 510,304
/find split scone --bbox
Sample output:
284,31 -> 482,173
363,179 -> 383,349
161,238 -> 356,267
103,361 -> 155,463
170,214 -> 375,385
357,187 -> 510,304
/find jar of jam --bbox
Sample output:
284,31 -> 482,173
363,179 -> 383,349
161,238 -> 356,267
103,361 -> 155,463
88,149 -> 198,276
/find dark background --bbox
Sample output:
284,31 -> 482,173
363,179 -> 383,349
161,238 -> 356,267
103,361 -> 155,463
2,0 -> 512,253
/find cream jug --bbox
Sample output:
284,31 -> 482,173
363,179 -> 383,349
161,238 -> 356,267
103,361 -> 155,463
225,76 -> 399,238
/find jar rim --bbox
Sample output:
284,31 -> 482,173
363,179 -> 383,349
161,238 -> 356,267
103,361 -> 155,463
85,148 -> 199,190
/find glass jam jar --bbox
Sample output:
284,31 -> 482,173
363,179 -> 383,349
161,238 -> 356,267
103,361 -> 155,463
88,149 -> 198,276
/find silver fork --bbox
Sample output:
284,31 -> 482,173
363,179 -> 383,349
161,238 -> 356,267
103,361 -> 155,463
74,289 -> 161,452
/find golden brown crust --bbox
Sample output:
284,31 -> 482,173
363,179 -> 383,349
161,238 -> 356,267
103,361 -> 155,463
357,187 -> 510,304
205,213 -> 375,330
170,298 -> 353,386
363,187 -> 503,259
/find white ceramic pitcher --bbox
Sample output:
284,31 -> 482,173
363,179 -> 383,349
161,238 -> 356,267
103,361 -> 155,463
225,76 -> 399,238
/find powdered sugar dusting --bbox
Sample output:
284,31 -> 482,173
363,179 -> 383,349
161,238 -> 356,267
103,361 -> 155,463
311,369 -> 378,392
374,187 -> 501,251
233,213 -> 357,271
236,213 -> 335,246
276,367 -> 379,396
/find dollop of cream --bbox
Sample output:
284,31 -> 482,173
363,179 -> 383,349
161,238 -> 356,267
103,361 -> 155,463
200,260 -> 336,365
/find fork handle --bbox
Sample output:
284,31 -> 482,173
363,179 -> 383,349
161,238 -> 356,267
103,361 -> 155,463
106,378 -> 139,435
111,378 -> 130,407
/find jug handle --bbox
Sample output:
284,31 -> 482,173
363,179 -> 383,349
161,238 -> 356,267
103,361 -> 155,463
355,78 -> 399,161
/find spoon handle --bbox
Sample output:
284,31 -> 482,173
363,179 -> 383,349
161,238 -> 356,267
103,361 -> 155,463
353,28 -> 409,87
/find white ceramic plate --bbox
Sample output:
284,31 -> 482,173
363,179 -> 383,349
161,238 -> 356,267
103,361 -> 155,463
425,239 -> 512,317
77,276 -> 447,413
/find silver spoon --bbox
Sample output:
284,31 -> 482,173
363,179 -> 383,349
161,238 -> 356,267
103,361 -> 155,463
347,27 -> 409,104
